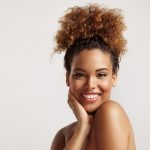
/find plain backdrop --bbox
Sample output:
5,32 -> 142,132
0,0 -> 150,149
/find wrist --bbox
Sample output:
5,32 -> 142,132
76,121 -> 92,135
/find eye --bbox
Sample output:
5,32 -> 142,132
97,73 -> 107,78
73,72 -> 85,79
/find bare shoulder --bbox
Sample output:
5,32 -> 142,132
50,127 -> 65,150
99,100 -> 127,112
96,100 -> 131,123
50,122 -> 77,150
93,100 -> 135,150
63,121 -> 77,143
95,100 -> 132,133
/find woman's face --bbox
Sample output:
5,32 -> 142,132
66,48 -> 117,113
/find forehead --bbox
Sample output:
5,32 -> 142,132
71,49 -> 112,71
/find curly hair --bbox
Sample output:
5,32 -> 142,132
54,4 -> 127,73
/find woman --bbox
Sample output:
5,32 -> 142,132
51,4 -> 136,150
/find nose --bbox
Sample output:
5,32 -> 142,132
85,77 -> 97,89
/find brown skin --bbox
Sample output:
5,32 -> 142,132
51,49 -> 136,150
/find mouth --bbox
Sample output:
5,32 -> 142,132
80,92 -> 102,102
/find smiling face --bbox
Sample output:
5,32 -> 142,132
66,48 -> 117,113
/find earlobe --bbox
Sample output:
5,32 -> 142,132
112,73 -> 117,87
112,83 -> 116,87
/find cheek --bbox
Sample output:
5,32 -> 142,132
69,79 -> 84,93
99,79 -> 112,91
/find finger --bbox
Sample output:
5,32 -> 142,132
68,91 -> 81,117
68,93 -> 79,108
67,95 -> 73,109
68,92 -> 76,111
68,90 -> 76,106
68,89 -> 84,113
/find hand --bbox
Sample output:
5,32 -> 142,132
63,90 -> 94,150
68,90 -> 93,129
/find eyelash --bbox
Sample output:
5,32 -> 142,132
73,73 -> 107,79
97,73 -> 107,78
73,73 -> 85,79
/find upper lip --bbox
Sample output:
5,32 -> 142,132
80,92 -> 102,95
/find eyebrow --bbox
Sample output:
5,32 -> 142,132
73,68 -> 109,72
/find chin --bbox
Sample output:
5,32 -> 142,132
83,105 -> 100,115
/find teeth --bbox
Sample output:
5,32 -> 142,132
82,94 -> 99,99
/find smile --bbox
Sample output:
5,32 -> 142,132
80,93 -> 102,102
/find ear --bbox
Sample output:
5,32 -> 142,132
66,72 -> 70,87
112,73 -> 117,87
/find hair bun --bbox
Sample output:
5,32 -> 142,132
54,4 -> 127,56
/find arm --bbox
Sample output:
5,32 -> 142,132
63,123 -> 90,150
64,90 -> 93,150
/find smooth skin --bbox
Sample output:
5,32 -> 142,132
51,49 -> 136,150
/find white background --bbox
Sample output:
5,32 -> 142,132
0,0 -> 150,150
